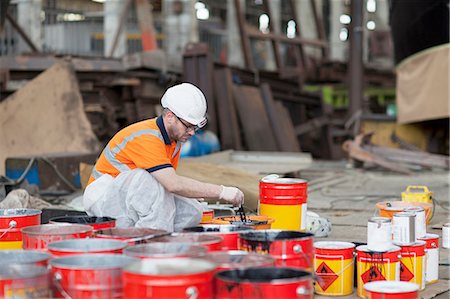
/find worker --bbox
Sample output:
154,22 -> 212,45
83,83 -> 244,232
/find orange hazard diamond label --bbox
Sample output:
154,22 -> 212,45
315,262 -> 338,291
400,261 -> 414,281
361,266 -> 386,284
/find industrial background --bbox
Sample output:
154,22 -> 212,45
0,0 -> 449,298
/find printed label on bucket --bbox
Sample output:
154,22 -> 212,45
316,262 -> 338,291
400,261 -> 415,282
361,266 -> 386,283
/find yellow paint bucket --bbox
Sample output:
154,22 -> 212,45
200,209 -> 214,224
397,241 -> 426,290
314,241 -> 355,296
356,245 -> 401,298
259,177 -> 307,230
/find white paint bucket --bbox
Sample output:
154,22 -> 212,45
392,212 -> 415,245
418,233 -> 439,284
404,207 -> 426,239
367,217 -> 392,252
442,223 -> 450,249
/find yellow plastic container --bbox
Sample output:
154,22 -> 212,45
402,186 -> 434,221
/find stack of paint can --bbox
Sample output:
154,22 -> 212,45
392,207 -> 440,289
356,217 -> 401,298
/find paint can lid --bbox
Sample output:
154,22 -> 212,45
364,281 -> 419,293
404,206 -> 425,212
314,241 -> 355,250
393,211 -> 416,217
368,217 -> 391,224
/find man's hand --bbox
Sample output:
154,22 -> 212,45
219,186 -> 244,206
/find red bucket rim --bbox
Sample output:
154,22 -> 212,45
151,234 -> 223,245
21,224 -> 93,235
364,281 -> 419,293
50,253 -> 137,269
215,267 -> 312,284
0,209 -> 42,218
124,242 -> 207,258
48,239 -> 127,253
260,178 -> 308,184
124,258 -> 216,276
49,216 -> 116,225
0,250 -> 51,264
0,264 -> 48,278
95,228 -> 168,242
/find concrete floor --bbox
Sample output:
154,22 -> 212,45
302,160 -> 450,299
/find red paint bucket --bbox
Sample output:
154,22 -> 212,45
0,209 -> 41,250
123,258 -> 216,298
49,216 -> 116,231
259,178 -> 308,230
364,281 -> 419,299
50,253 -> 137,299
183,224 -> 253,250
150,233 -> 224,252
0,264 -> 50,298
0,250 -> 51,266
21,224 -> 93,250
48,239 -> 128,257
124,243 -> 207,259
215,267 -> 314,298
203,250 -> 275,272
95,227 -> 168,246
239,230 -> 314,270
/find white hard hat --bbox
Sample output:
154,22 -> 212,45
161,83 -> 208,128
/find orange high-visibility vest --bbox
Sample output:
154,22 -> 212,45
88,116 -> 181,185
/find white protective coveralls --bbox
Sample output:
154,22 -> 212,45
83,168 -> 203,232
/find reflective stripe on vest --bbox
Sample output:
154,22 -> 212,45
99,129 -> 166,176
91,166 -> 102,179
172,142 -> 181,158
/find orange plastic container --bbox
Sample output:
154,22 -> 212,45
212,215 -> 274,230
376,201 -> 433,224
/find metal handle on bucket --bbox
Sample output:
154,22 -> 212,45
54,272 -> 73,299
0,220 -> 17,239
292,244 -> 313,269
185,286 -> 198,299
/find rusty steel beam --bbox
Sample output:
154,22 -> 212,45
309,0 -> 329,59
234,0 -> 254,69
0,56 -> 124,72
246,30 -> 328,48
5,12 -> 39,53
362,144 -> 450,170
0,0 -> 10,34
108,0 -> 132,58
342,135 -> 413,175
348,0 -> 364,118
135,0 -> 158,52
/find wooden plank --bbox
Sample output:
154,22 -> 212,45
213,66 -> 242,150
233,84 -> 278,151
183,43 -> 217,133
260,83 -> 300,152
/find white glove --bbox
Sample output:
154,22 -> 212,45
219,185 -> 244,207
